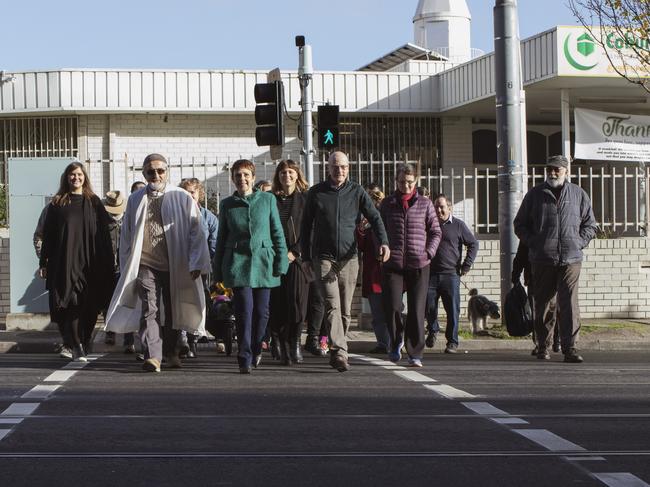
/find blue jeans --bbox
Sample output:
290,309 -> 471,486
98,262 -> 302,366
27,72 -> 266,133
426,273 -> 461,346
233,287 -> 271,368
367,292 -> 390,350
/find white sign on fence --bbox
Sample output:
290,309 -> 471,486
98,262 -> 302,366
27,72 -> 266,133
575,108 -> 650,162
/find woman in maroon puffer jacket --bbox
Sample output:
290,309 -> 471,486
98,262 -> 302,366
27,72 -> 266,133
380,164 -> 441,367
356,185 -> 390,354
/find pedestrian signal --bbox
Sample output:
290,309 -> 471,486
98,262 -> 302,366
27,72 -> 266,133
317,105 -> 339,150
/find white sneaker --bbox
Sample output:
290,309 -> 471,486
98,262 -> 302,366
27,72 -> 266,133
407,358 -> 423,368
59,347 -> 73,359
72,345 -> 88,362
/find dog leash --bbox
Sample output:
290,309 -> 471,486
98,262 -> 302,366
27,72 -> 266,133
459,277 -> 471,291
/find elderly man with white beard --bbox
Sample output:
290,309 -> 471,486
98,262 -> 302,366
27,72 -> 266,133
105,153 -> 211,373
514,155 -> 597,363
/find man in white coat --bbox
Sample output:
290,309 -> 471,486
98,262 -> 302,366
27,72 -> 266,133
105,153 -> 211,372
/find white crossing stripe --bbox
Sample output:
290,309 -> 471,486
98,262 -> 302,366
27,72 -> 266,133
1,403 -> 40,417
0,430 -> 10,441
0,418 -> 23,425
513,429 -> 586,452
393,371 -> 437,383
372,360 -> 401,366
44,370 -> 77,382
423,384 -> 476,399
461,402 -> 510,416
593,473 -> 650,487
382,365 -> 406,370
491,417 -> 529,425
21,385 -> 61,399
564,456 -> 606,461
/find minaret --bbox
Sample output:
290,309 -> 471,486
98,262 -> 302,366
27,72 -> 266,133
413,0 -> 472,63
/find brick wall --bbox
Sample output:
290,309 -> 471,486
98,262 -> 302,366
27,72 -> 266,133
79,113 -> 303,164
431,237 -> 650,320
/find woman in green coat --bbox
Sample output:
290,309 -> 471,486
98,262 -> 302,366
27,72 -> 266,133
213,159 -> 288,374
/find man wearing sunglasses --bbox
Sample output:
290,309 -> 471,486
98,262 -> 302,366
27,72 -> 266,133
514,155 -> 597,364
105,153 -> 211,373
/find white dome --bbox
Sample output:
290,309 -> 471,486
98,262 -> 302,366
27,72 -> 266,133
413,0 -> 471,23
413,0 -> 472,62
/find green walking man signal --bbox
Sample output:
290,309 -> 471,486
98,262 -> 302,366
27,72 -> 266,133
317,104 -> 339,149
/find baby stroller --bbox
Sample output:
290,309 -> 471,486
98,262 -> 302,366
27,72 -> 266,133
206,283 -> 236,356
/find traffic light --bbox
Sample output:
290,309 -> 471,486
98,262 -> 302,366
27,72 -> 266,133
254,81 -> 284,147
318,104 -> 339,150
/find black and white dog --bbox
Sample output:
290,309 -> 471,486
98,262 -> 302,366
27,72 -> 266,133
467,289 -> 501,334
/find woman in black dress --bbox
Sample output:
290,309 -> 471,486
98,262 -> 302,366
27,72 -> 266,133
39,162 -> 113,361
269,160 -> 312,365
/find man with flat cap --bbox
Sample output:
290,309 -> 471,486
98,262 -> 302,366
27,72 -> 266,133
514,155 -> 597,363
105,153 -> 211,372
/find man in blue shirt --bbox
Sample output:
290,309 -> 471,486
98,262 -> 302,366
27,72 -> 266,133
426,194 -> 478,353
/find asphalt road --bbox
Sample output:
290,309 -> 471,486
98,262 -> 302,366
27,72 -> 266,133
0,350 -> 649,487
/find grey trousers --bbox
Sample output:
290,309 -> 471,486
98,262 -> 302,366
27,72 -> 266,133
136,265 -> 178,361
531,263 -> 582,351
313,257 -> 359,359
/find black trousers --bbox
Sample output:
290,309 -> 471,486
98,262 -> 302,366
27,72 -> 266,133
531,263 -> 582,351
382,266 -> 430,360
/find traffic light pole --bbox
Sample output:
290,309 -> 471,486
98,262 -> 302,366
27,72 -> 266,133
297,38 -> 315,186
494,0 -> 527,323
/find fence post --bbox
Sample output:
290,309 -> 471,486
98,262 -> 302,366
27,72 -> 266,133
646,163 -> 650,237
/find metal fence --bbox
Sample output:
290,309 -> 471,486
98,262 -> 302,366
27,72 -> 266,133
419,164 -> 650,236
2,156 -> 649,237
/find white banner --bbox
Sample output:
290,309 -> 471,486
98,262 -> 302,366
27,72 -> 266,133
574,108 -> 650,162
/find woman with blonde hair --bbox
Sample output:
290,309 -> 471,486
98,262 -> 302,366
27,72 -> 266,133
39,162 -> 113,361
179,178 -> 219,358
268,160 -> 311,365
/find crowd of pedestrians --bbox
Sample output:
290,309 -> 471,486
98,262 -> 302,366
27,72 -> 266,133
36,151 -> 596,371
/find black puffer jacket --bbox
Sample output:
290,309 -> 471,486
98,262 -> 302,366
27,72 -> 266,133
302,179 -> 388,262
514,181 -> 597,266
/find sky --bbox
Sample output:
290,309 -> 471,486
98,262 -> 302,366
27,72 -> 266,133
2,0 -> 579,72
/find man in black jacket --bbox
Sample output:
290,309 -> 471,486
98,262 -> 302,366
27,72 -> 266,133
302,151 -> 390,372
514,155 -> 597,363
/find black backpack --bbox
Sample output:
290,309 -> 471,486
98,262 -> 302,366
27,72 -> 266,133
504,282 -> 534,337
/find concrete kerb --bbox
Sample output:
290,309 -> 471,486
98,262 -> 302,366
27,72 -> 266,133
2,321 -> 650,354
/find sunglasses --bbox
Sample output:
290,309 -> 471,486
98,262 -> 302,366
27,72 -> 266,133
145,168 -> 167,176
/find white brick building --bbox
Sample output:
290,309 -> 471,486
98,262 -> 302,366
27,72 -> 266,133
1,1 -> 650,325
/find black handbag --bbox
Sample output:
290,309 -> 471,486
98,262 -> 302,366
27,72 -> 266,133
504,282 -> 534,337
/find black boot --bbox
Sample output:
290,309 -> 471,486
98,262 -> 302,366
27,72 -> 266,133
279,339 -> 291,366
289,324 -> 304,364
270,332 -> 281,360
304,335 -> 324,357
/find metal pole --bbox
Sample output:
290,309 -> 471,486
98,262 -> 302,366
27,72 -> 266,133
561,89 -> 571,178
298,42 -> 315,186
494,0 -> 527,321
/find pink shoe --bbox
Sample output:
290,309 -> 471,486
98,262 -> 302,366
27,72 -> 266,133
319,336 -> 329,352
